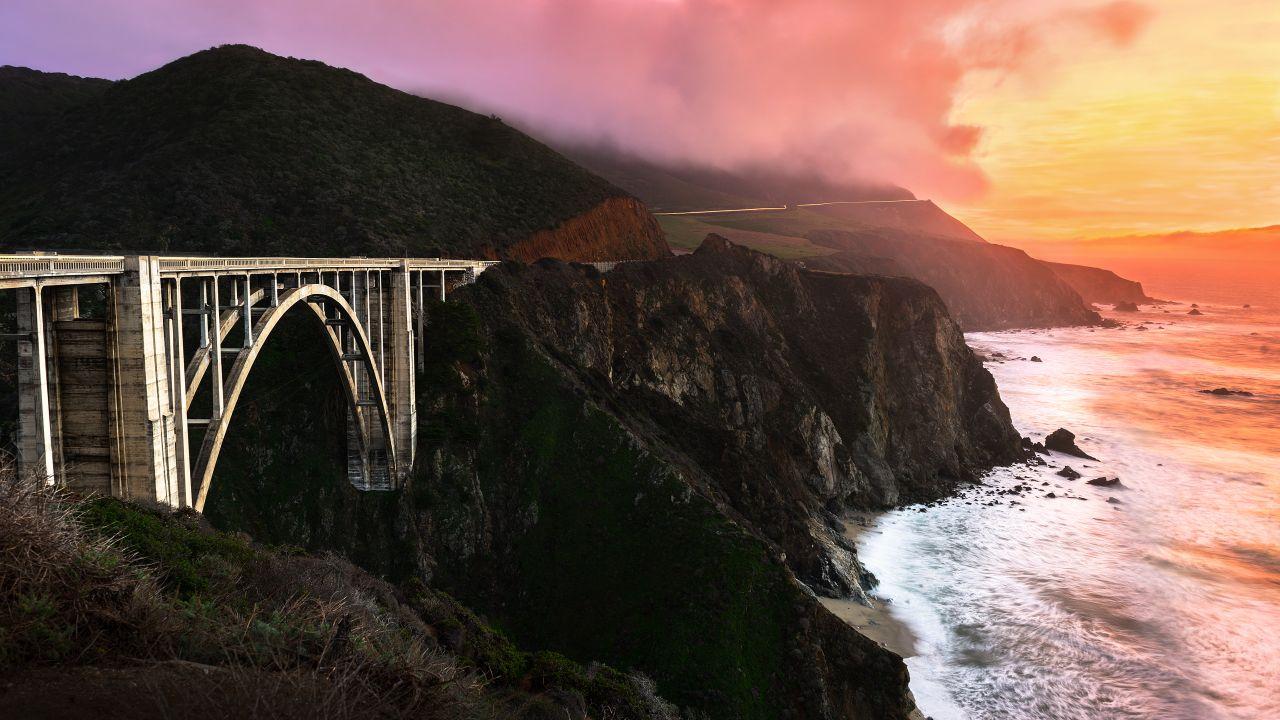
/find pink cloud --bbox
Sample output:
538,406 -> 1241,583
0,0 -> 1154,200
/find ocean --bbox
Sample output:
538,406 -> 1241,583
857,271 -> 1280,719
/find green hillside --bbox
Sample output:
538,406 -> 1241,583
0,45 -> 645,257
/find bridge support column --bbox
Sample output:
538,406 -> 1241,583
16,286 -> 56,482
108,256 -> 181,505
388,263 -> 416,480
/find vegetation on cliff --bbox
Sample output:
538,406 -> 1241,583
0,46 -> 668,260
0,468 -> 676,719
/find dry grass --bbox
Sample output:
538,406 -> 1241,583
0,465 -> 680,719
0,462 -> 170,665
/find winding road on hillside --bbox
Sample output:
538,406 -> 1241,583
653,198 -> 929,216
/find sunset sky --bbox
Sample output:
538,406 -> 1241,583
2,0 -> 1277,252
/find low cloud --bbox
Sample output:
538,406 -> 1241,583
2,0 -> 1155,199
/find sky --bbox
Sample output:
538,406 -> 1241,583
1,0 -> 1277,250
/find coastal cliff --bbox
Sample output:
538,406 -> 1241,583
201,236 -> 1021,719
1042,261 -> 1154,305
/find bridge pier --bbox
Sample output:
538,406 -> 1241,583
108,256 -> 181,504
388,264 -> 416,479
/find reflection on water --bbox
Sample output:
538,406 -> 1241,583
859,287 -> 1280,719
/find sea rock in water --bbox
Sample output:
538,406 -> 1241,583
1045,428 -> 1098,460
1188,308 -> 1203,316
1030,356 -> 1043,363
1056,466 -> 1082,479
1114,301 -> 1140,312
1087,476 -> 1122,487
1107,496 -> 1123,504
1200,388 -> 1254,397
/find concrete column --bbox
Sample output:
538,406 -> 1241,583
108,257 -> 180,505
209,277 -> 225,418
167,279 -> 193,506
16,286 -> 56,481
388,263 -> 416,479
415,271 -> 425,372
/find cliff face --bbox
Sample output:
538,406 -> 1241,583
807,230 -> 1102,330
445,235 -> 1019,595
498,196 -> 670,262
1042,261 -> 1153,304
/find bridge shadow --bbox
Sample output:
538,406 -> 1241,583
201,311 -> 415,579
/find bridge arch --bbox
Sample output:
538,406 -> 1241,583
191,284 -> 395,512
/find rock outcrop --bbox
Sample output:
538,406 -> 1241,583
1045,428 -> 1098,460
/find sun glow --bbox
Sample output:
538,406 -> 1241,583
946,0 -> 1280,247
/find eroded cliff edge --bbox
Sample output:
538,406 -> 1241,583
205,235 -> 1021,719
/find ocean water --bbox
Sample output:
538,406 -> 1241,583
858,276 -> 1280,719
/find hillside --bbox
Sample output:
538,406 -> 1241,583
805,230 -> 1101,330
0,472 -> 677,719
0,46 -> 668,260
0,66 -> 110,148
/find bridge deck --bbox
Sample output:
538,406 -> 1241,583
0,254 -> 500,287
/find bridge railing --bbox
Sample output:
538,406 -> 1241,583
0,255 -> 126,279
157,256 -> 501,274
0,254 -> 502,282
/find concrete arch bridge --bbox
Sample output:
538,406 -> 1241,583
1,255 -> 497,511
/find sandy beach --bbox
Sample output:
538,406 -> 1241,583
819,512 -> 919,659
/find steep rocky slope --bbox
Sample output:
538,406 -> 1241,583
202,236 -> 1021,719
806,231 -> 1102,330
0,46 -> 668,261
1042,260 -> 1155,304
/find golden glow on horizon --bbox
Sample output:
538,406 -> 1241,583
944,0 -> 1280,247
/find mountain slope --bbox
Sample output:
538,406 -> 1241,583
0,46 -> 668,260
